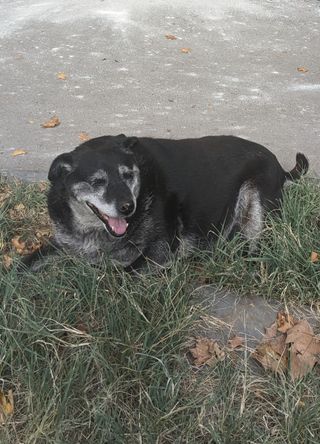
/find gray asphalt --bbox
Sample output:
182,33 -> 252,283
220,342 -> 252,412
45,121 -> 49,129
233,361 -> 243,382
0,0 -> 319,181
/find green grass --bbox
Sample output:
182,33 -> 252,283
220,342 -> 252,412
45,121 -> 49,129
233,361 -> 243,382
0,178 -> 319,443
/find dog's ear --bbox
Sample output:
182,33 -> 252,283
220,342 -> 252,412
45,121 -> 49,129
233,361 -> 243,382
120,136 -> 138,154
48,153 -> 74,182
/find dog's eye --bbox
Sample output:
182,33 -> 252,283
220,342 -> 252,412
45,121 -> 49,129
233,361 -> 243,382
122,171 -> 134,181
92,178 -> 106,187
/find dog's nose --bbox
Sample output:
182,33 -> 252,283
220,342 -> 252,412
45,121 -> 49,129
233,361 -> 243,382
119,201 -> 134,216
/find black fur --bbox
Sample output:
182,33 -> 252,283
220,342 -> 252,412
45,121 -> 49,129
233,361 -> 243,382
23,134 -> 309,270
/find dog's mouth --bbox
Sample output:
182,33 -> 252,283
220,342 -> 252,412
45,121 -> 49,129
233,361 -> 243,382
86,202 -> 128,237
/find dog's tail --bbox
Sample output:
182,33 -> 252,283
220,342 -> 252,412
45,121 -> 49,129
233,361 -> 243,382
285,153 -> 309,181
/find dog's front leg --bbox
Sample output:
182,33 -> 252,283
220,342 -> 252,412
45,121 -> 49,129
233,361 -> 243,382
18,241 -> 60,272
126,239 -> 173,273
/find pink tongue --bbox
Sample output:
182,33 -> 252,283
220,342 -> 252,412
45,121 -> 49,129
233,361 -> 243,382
108,217 -> 128,235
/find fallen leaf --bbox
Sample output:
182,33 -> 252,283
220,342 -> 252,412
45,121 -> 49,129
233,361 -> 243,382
265,321 -> 278,339
11,236 -> 26,254
290,347 -> 317,380
41,116 -> 60,128
286,319 -> 320,355
189,337 -> 225,367
35,225 -> 52,240
253,335 -> 288,374
181,47 -> 191,53
0,186 -> 12,206
297,67 -> 308,73
9,203 -> 26,220
286,319 -> 320,380
255,312 -> 320,380
57,71 -> 67,80
79,132 -> 91,142
11,235 -> 41,255
75,322 -> 89,333
228,335 -> 245,349
165,34 -> 177,40
277,311 -> 295,333
2,255 -> 13,269
11,149 -> 27,157
0,389 -> 14,424
311,251 -> 319,263
38,181 -> 49,193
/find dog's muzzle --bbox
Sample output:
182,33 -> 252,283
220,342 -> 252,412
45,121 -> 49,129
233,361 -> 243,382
86,201 -> 129,237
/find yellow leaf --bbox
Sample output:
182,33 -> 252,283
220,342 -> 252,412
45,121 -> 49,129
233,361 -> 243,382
11,149 -> 27,157
79,132 -> 91,142
57,71 -> 67,80
41,116 -> 61,128
0,389 -> 14,418
165,34 -> 177,40
11,235 -> 26,254
311,251 -> 319,263
181,47 -> 191,53
2,255 -> 13,269
297,67 -> 308,73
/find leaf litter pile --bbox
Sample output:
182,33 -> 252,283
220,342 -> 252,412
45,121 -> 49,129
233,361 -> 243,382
0,181 -> 52,268
254,311 -> 320,380
189,311 -> 320,381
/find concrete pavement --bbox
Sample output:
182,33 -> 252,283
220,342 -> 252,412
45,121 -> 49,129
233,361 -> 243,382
0,0 -> 319,181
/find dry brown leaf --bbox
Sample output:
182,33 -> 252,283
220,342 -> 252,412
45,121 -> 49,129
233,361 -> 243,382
79,132 -> 91,142
11,235 -> 41,255
9,203 -> 26,220
297,67 -> 308,73
57,71 -> 67,80
286,319 -> 320,355
165,34 -> 177,40
2,255 -> 13,269
253,335 -> 288,374
0,389 -> 14,424
255,313 -> 320,380
11,236 -> 26,254
38,181 -> 49,193
228,335 -> 245,349
286,320 -> 320,380
181,47 -> 191,53
277,311 -> 295,333
41,116 -> 61,128
0,187 -> 12,206
11,149 -> 27,157
311,251 -> 319,263
189,337 -> 225,367
265,321 -> 278,339
290,347 -> 317,380
75,322 -> 89,333
35,225 -> 52,240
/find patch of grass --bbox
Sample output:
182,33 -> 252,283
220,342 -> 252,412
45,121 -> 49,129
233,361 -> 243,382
200,179 -> 320,303
0,177 -> 320,443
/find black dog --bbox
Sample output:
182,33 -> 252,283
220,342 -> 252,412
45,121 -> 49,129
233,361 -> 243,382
23,134 -> 308,270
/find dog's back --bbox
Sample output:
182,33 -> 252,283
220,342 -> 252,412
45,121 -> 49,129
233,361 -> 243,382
134,136 -> 288,235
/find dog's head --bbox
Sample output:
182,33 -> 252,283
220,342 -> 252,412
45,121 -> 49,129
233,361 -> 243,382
48,135 -> 140,238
